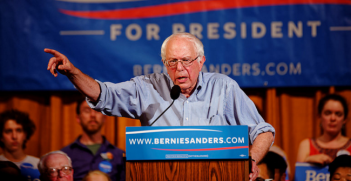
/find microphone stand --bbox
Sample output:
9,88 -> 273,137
149,100 -> 175,126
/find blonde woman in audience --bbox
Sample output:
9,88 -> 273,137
82,170 -> 111,181
297,94 -> 351,166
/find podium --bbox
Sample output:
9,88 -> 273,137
125,126 -> 250,181
126,159 -> 249,180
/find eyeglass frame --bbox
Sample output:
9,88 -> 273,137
164,56 -> 200,68
45,166 -> 72,177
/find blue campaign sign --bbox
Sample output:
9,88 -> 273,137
125,126 -> 249,161
1,0 -> 351,90
294,162 -> 330,181
20,163 -> 40,181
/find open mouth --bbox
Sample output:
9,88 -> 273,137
177,77 -> 188,82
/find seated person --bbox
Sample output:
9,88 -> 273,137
82,170 -> 111,181
296,94 -> 351,165
0,109 -> 40,180
328,155 -> 351,181
38,150 -> 74,181
269,145 -> 290,180
61,97 -> 125,181
0,161 -> 26,181
257,151 -> 287,181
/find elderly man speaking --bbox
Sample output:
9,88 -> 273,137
45,32 -> 275,181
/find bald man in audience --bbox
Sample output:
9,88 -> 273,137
38,151 -> 74,181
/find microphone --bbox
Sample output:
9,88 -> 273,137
150,85 -> 181,126
170,85 -> 181,100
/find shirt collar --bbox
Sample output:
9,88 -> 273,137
165,73 -> 174,87
196,72 -> 204,91
73,135 -> 113,148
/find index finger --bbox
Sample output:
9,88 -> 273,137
44,48 -> 64,58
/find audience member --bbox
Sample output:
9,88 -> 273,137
82,170 -> 112,181
297,94 -> 351,165
269,145 -> 290,180
257,151 -> 287,181
0,161 -> 26,181
328,155 -> 351,181
0,109 -> 40,180
38,150 -> 74,181
61,97 -> 125,181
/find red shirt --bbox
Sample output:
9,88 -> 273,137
309,138 -> 351,160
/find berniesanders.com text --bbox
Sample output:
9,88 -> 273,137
128,137 -> 245,145
133,62 -> 301,77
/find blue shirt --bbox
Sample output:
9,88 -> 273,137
88,72 -> 275,144
61,136 -> 125,181
0,155 -> 40,181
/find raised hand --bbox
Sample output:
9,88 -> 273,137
44,48 -> 100,102
45,48 -> 77,77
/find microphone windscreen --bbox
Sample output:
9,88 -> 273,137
170,85 -> 181,100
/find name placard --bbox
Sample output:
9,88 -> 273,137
294,162 -> 329,181
126,126 -> 249,161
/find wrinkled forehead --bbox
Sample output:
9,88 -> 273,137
165,37 -> 197,58
45,154 -> 70,168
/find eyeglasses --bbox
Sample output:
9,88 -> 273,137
164,56 -> 199,68
46,166 -> 72,177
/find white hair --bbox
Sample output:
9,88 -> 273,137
161,32 -> 204,63
38,150 -> 72,173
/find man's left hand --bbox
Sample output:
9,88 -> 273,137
249,159 -> 259,181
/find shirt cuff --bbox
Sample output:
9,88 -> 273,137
249,122 -> 275,145
86,80 -> 106,111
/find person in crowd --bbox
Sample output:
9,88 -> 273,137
45,32 -> 275,181
38,150 -> 74,181
0,161 -> 26,181
328,155 -> 351,181
269,145 -> 290,180
296,94 -> 351,165
256,151 -> 287,181
82,170 -> 112,181
61,97 -> 125,181
0,109 -> 40,180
